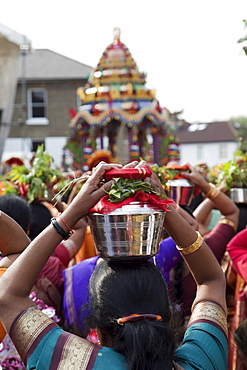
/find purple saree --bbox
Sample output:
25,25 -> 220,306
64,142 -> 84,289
63,256 -> 99,334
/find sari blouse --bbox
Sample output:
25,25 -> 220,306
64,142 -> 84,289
10,301 -> 228,370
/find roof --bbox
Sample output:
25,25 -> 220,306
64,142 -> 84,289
176,121 -> 239,144
0,23 -> 31,47
20,49 -> 92,80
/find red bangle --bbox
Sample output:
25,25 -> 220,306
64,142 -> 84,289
58,215 -> 74,235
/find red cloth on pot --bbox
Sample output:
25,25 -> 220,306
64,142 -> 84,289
103,166 -> 152,181
89,190 -> 175,215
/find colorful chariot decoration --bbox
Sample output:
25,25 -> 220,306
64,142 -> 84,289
63,28 -> 180,171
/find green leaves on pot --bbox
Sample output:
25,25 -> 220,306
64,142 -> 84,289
106,177 -> 165,203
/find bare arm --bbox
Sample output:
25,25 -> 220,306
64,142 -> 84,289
60,218 -> 88,261
0,162 -> 122,333
163,206 -> 227,312
0,211 -> 30,258
146,165 -> 227,313
182,164 -> 239,232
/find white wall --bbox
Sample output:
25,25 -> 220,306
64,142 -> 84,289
179,141 -> 239,167
2,137 -> 32,167
0,23 -> 32,162
3,136 -> 67,169
45,137 -> 67,168
0,40 -> 21,161
3,137 -> 239,170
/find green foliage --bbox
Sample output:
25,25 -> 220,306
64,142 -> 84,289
65,141 -> 82,165
151,164 -> 179,185
211,149 -> 247,189
106,177 -> 165,203
0,181 -> 17,195
230,116 -> 247,152
150,164 -> 190,186
30,144 -> 62,180
7,165 -> 29,183
151,164 -> 168,185
4,144 -> 64,203
237,20 -> 247,55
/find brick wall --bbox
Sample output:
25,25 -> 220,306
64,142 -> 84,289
10,78 -> 87,140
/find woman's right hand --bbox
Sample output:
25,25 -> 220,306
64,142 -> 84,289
126,160 -> 167,196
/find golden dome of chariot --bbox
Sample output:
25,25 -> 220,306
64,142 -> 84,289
65,28 -> 180,170
77,27 -> 156,108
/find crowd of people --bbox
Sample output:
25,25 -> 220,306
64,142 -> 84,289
0,156 -> 246,370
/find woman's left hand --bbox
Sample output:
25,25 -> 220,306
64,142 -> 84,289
131,160 -> 166,197
180,163 -> 206,187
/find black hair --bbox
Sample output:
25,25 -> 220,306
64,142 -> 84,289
236,204 -> 247,233
171,205 -> 195,338
87,260 -> 176,370
29,202 -> 52,240
0,194 -> 30,232
172,204 -> 195,305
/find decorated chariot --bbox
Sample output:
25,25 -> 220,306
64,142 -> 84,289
63,28 -> 180,171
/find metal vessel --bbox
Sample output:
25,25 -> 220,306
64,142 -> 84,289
87,202 -> 165,262
165,178 -> 194,206
230,188 -> 247,203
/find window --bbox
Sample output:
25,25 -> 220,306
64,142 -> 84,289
32,140 -> 45,153
26,88 -> 49,125
197,144 -> 204,160
219,143 -> 228,159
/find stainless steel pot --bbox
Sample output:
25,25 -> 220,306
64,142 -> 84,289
230,188 -> 247,203
87,202 -> 165,262
165,178 -> 194,206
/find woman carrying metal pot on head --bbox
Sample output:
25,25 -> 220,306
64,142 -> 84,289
155,163 -> 239,341
0,161 -> 228,370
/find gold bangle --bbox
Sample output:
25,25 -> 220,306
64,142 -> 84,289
204,183 -> 220,200
219,218 -> 236,229
176,231 -> 204,255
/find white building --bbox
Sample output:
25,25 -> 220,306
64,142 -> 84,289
0,23 -> 31,162
176,121 -> 240,168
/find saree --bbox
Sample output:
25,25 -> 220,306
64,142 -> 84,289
10,307 -> 127,370
228,274 -> 247,370
0,269 -> 26,369
174,301 -> 228,370
74,226 -> 97,263
227,227 -> 247,369
0,268 -> 7,341
10,301 -> 227,370
63,256 -> 99,333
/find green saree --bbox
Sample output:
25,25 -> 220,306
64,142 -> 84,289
10,301 -> 227,370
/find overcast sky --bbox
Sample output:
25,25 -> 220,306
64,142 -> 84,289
2,0 -> 247,123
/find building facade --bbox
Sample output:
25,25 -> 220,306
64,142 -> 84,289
0,23 -> 32,162
3,49 -> 92,167
176,121 -> 240,167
